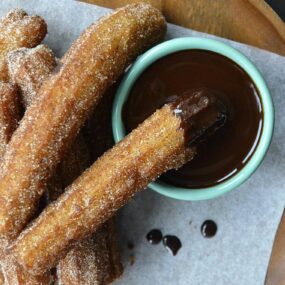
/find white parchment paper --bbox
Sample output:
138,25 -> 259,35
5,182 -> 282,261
0,1 -> 285,284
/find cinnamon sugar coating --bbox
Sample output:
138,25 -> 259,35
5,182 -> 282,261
0,9 -> 47,82
12,104 -> 194,274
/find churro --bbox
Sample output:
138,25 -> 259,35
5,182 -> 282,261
11,89 -> 226,274
0,3 -> 165,245
0,9 -> 47,82
0,82 -> 20,158
8,45 -> 57,107
8,45 -> 122,283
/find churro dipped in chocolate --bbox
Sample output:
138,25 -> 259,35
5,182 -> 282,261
12,88 -> 226,274
8,45 -> 122,284
0,82 -> 20,158
0,9 -> 47,82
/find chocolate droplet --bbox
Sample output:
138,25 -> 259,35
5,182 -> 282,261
201,220 -> 217,238
146,229 -> 163,245
163,235 -> 182,256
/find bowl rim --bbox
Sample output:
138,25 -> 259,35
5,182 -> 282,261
112,37 -> 274,201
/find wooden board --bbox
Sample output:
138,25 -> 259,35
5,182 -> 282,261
82,0 -> 285,56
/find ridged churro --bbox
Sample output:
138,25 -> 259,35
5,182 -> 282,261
0,9 -> 47,82
0,82 -> 20,158
8,45 -> 122,284
11,89 -> 226,274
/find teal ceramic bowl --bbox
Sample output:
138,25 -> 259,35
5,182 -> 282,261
112,37 -> 274,201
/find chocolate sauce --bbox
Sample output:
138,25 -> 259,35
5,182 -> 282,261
146,229 -> 163,244
123,50 -> 263,188
162,235 -> 182,255
201,220 -> 217,238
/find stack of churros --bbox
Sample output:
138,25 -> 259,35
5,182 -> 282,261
7,44 -> 122,284
0,3 -> 222,284
0,3 -> 166,284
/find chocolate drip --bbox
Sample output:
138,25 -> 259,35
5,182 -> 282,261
162,235 -> 182,256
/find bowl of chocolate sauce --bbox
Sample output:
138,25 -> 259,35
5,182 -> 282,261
112,38 -> 274,200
